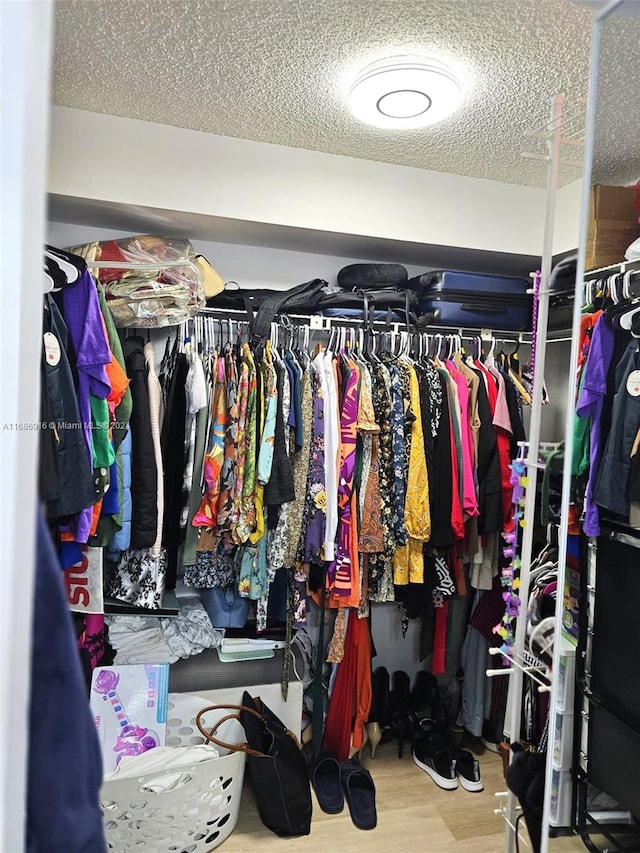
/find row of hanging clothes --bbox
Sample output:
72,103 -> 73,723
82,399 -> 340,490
39,245 -> 533,642
160,313 -> 532,650
569,261 -> 640,536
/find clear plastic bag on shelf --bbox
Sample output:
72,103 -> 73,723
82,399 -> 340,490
68,235 -> 206,327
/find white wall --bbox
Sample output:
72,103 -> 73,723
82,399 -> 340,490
370,604 -> 424,680
49,106 -> 552,258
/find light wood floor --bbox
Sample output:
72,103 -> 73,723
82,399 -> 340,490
218,739 -> 588,852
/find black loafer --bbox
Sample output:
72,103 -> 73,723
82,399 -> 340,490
310,751 -> 344,814
340,758 -> 377,830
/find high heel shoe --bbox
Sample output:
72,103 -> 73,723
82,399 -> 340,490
348,726 -> 369,759
365,722 -> 382,758
389,671 -> 410,757
365,667 -> 389,758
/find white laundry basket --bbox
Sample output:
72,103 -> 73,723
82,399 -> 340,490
100,694 -> 246,853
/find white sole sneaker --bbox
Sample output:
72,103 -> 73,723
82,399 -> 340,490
480,737 -> 501,754
413,752 -> 458,790
457,774 -> 484,792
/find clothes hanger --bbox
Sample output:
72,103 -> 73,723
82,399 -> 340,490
431,333 -> 442,364
446,334 -> 455,361
45,245 -> 86,282
44,255 -> 68,292
327,324 -> 337,354
43,269 -> 55,294
610,297 -> 640,330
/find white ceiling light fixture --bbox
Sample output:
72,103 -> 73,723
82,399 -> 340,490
348,55 -> 463,130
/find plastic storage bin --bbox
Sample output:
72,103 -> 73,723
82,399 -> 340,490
100,693 -> 246,852
553,711 -> 575,769
556,646 -> 576,713
550,766 -> 573,827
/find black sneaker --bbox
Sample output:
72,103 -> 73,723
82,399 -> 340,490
413,738 -> 458,790
480,720 -> 502,754
455,749 -> 484,792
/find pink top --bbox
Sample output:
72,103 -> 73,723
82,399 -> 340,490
446,361 -> 479,519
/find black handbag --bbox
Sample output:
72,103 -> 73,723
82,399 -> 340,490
196,692 -> 312,838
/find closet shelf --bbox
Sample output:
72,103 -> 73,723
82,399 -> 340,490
584,258 -> 640,279
104,590 -> 181,616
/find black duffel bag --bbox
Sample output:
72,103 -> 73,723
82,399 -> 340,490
208,280 -> 419,343
337,263 -> 408,289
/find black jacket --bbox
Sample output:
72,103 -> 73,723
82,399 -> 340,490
124,337 -> 157,549
40,296 -> 95,520
161,351 -> 188,589
264,358 -> 295,516
429,370 -> 455,549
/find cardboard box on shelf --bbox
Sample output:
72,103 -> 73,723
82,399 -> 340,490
586,184 -> 640,271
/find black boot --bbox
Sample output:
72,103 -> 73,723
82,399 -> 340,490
410,670 -> 447,726
371,666 -> 391,730
389,671 -> 410,757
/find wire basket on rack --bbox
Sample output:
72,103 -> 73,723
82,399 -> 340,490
101,694 -> 246,853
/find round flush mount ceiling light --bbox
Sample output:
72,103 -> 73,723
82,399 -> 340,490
348,56 -> 463,129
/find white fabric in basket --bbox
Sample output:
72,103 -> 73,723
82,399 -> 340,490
104,744 -> 219,788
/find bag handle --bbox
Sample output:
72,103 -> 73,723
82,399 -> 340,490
249,278 -> 327,347
195,703 -> 267,758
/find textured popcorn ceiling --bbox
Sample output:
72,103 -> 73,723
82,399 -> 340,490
52,0 -> 592,188
592,8 -> 640,186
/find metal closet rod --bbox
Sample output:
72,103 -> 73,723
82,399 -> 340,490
196,306 -> 532,341
584,258 -> 640,280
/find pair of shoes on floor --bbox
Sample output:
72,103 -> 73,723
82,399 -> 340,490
413,735 -> 484,792
310,751 -> 377,829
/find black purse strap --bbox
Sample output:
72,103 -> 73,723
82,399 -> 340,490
195,700 -> 303,757
249,278 -> 327,347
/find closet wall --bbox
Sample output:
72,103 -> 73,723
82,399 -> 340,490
48,107 -> 584,264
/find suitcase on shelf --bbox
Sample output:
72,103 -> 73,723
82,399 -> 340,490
406,270 -> 532,331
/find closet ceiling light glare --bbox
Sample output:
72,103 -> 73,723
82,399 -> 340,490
348,56 -> 463,129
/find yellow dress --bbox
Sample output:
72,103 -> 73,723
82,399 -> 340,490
394,363 -> 431,585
